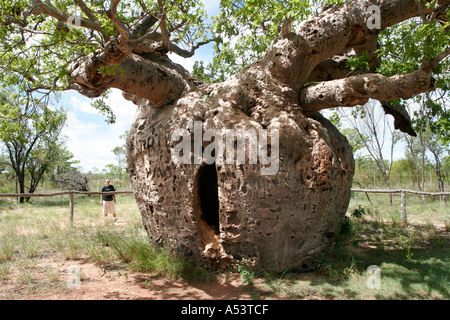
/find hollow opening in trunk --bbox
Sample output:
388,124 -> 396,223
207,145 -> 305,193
197,163 -> 220,234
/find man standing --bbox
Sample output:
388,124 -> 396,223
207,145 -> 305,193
100,179 -> 118,223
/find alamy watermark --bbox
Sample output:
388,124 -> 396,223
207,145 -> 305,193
367,265 -> 381,290
66,265 -> 81,290
366,5 -> 381,30
67,5 -> 82,29
66,4 -> 381,30
171,121 -> 280,176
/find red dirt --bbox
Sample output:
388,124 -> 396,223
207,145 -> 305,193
0,256 -> 266,300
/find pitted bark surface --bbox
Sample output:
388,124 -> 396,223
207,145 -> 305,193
127,81 -> 355,272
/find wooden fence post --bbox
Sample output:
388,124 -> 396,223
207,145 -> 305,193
0,191 -> 134,226
401,190 -> 407,225
69,192 -> 74,227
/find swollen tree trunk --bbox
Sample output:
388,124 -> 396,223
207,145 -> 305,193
126,71 -> 355,271
66,0 -> 449,271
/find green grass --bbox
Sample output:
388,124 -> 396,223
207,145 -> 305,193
0,192 -> 448,299
0,194 -> 208,294
241,193 -> 449,300
348,192 -> 450,224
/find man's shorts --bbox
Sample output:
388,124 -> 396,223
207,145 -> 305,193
102,200 -> 115,215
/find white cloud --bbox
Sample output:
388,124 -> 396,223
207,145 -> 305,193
70,95 -> 100,115
108,89 -> 138,132
63,111 -> 111,172
393,151 -> 406,161
62,90 -> 137,173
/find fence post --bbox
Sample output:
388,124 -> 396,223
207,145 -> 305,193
69,192 -> 74,227
401,190 -> 407,225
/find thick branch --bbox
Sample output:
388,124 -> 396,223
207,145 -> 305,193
31,0 -> 103,32
70,51 -> 198,107
158,0 -> 170,51
128,30 -> 215,57
74,0 -> 98,22
430,47 -> 450,68
306,55 -> 355,83
263,0 -> 450,89
108,0 -> 130,40
381,102 -> 417,136
107,0 -> 132,55
131,14 -> 159,37
300,69 -> 434,114
110,53 -> 190,106
0,16 -> 28,28
168,39 -> 216,58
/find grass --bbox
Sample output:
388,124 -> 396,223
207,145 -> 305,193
243,193 -> 449,300
0,192 -> 448,299
0,194 -> 208,298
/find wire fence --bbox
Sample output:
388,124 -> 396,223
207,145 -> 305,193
0,189 -> 448,226
0,191 -> 134,226
351,188 -> 448,224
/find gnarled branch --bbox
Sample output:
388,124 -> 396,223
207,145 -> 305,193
30,0 -> 103,32
70,50 -> 197,107
300,69 -> 434,114
263,0 -> 450,89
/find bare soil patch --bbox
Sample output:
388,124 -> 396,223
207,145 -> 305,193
0,253 -> 280,300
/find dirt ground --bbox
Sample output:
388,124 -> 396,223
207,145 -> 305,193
1,216 -> 447,301
0,253 -> 285,300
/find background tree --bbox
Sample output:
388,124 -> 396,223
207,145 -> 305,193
102,163 -> 125,180
55,167 -> 90,191
391,158 -> 416,187
0,91 -> 66,202
328,111 -> 366,156
443,155 -> 450,185
111,131 -> 128,176
49,143 -> 90,192
403,91 -> 449,203
422,130 -> 448,202
338,101 -> 400,205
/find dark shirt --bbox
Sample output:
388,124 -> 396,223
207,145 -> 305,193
101,185 -> 115,201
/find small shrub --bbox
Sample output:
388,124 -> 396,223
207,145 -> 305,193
352,205 -> 366,218
339,216 -> 354,239
320,255 -> 357,283
238,265 -> 255,285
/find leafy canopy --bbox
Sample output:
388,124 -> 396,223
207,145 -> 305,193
0,0 -> 209,122
0,0 -> 449,138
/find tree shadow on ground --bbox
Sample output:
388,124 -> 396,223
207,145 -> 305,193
234,233 -> 449,300
370,249 -> 449,299
306,245 -> 450,300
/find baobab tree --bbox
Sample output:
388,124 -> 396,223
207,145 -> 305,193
1,0 -> 449,271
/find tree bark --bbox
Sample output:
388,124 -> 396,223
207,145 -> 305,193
70,50 -> 200,107
300,70 -> 434,114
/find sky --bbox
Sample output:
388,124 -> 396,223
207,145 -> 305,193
61,1 -> 221,173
